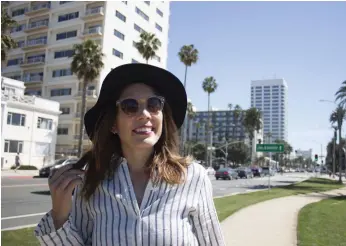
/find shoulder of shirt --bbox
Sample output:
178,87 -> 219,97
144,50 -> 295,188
186,161 -> 208,181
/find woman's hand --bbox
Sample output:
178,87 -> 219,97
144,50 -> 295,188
48,164 -> 85,229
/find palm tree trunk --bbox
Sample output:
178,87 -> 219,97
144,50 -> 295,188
333,129 -> 336,177
183,65 -> 188,88
195,127 -> 198,142
338,127 -> 342,183
77,81 -> 88,157
205,93 -> 211,166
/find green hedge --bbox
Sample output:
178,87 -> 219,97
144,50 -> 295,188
10,165 -> 38,170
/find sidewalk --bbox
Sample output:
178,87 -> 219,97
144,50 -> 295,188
1,169 -> 39,177
221,186 -> 346,246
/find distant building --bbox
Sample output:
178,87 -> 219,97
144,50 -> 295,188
1,77 -> 60,169
295,148 -> 312,159
187,109 -> 263,162
250,78 -> 288,142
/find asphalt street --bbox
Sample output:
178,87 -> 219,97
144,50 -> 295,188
1,172 -> 312,231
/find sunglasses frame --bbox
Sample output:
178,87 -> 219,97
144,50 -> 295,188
115,96 -> 165,115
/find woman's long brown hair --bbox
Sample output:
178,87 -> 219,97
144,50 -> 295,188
74,102 -> 192,200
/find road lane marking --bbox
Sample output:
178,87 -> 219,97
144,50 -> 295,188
1,224 -> 37,231
2,212 -> 46,220
1,184 -> 48,188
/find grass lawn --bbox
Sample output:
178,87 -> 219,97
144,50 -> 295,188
297,195 -> 346,246
2,177 -> 344,246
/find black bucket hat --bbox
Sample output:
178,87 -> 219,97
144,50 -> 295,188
84,63 -> 187,140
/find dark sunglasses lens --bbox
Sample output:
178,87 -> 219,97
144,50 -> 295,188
147,97 -> 163,113
120,99 -> 139,114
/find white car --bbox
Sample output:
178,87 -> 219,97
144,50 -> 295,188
206,167 -> 216,175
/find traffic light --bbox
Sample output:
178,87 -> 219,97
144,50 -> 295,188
314,154 -> 318,161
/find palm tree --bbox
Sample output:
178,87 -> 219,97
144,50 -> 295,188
178,44 -> 199,88
178,45 -> 198,152
202,76 -> 218,166
242,107 -> 262,161
71,40 -> 105,157
233,104 -> 242,140
329,105 -> 346,183
1,6 -> 17,61
134,31 -> 159,64
335,80 -> 346,107
186,101 -> 196,143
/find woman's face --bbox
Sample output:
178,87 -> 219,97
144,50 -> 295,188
113,83 -> 164,151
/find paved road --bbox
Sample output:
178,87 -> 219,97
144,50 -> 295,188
1,172 -> 312,230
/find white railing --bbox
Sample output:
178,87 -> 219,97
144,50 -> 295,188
30,3 -> 50,12
83,27 -> 102,35
26,38 -> 47,47
85,6 -> 104,16
74,90 -> 97,97
28,20 -> 49,29
22,56 -> 45,64
23,75 -> 43,82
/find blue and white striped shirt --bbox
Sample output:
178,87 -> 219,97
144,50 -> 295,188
34,160 -> 225,245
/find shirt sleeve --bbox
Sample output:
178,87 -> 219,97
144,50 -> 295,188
190,172 -> 225,246
34,184 -> 94,246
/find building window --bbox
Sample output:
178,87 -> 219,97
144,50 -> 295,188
60,1 -> 71,4
57,128 -> 68,135
7,112 -> 26,126
154,55 -> 161,62
155,23 -> 162,32
50,88 -> 71,97
37,117 -> 53,130
56,30 -> 77,40
16,40 -> 25,48
4,140 -> 23,153
115,10 -> 126,22
60,107 -> 70,114
10,23 -> 26,33
54,49 -> 74,59
132,59 -> 139,63
135,7 -> 149,21
156,8 -> 163,17
9,74 -> 22,80
134,24 -> 144,33
122,1 -> 127,4
24,90 -> 41,96
114,29 -> 125,40
112,49 -> 123,59
12,8 -> 26,17
7,58 -> 23,66
144,1 -> 150,5
52,68 -> 73,77
58,12 -> 79,22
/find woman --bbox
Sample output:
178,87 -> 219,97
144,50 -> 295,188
34,64 -> 225,245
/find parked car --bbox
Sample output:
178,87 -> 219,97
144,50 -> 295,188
215,168 -> 239,180
206,167 -> 216,175
262,167 -> 275,176
39,158 -> 79,177
237,167 -> 254,179
251,167 -> 263,177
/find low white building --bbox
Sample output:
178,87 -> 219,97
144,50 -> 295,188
1,77 -> 61,169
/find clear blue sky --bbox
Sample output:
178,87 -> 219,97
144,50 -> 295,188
166,1 -> 346,160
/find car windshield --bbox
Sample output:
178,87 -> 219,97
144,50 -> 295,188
54,159 -> 67,165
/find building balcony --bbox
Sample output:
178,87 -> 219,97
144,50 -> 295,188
25,3 -> 50,16
81,27 -> 102,38
82,6 -> 104,20
23,75 -> 43,84
73,134 -> 90,141
24,20 -> 49,33
22,38 -> 47,50
74,89 -> 97,99
20,57 -> 45,67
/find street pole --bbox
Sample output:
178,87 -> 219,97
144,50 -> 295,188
333,128 -> 337,178
209,129 -> 213,167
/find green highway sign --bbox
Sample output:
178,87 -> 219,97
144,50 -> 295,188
256,144 -> 284,153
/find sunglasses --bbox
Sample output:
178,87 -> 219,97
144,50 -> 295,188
116,96 -> 165,116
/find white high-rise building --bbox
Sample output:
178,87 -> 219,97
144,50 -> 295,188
2,1 -> 170,155
250,78 -> 288,142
